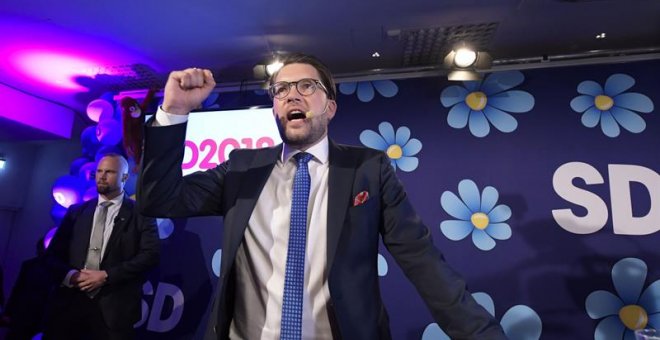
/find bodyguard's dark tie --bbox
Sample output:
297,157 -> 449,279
84,200 -> 112,298
281,152 -> 313,340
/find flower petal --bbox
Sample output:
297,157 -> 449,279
489,204 -> 512,223
581,106 -> 602,128
488,90 -> 535,113
458,179 -> 481,212
500,305 -> 542,340
639,280 -> 660,313
578,80 -> 604,96
571,95 -> 596,113
396,156 -> 419,172
481,186 -> 499,212
594,316 -> 626,340
402,138 -> 422,156
483,106 -> 518,133
357,81 -> 375,102
359,130 -> 388,150
395,126 -> 411,146
648,312 -> 660,330
441,191 -> 472,220
440,220 -> 474,241
469,110 -> 491,138
339,82 -> 357,95
465,80 -> 481,92
441,85 -> 469,107
481,71 -> 524,95
586,290 -> 624,318
378,122 -> 396,144
422,323 -> 450,340
472,228 -> 496,251
612,258 -> 647,305
614,92 -> 654,113
604,74 -> 635,96
610,107 -> 646,134
486,223 -> 512,240
472,292 -> 495,316
372,80 -> 398,98
447,103 -> 471,129
600,111 -> 621,138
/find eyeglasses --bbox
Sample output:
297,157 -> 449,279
268,78 -> 329,99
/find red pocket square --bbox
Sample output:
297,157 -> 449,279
353,191 -> 370,207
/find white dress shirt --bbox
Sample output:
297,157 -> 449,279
155,109 -> 333,339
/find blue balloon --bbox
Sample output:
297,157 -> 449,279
96,119 -> 122,146
69,157 -> 90,176
78,161 -> 96,184
50,203 -> 68,225
81,126 -> 101,159
51,175 -> 87,208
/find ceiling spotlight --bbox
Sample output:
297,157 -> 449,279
443,47 -> 492,81
372,52 -> 381,58
266,59 -> 283,76
596,33 -> 606,39
453,48 -> 477,68
0,156 -> 6,170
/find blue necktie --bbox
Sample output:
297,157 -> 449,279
281,152 -> 313,340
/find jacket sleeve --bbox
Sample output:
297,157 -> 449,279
44,205 -> 79,283
138,121 -> 229,218
105,214 -> 160,285
377,153 -> 506,339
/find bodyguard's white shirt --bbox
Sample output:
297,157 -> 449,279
155,110 -> 333,339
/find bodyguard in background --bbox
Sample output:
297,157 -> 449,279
44,153 -> 160,340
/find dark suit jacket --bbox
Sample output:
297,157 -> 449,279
139,122 -> 505,339
45,196 -> 160,330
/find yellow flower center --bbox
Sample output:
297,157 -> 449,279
619,305 -> 648,330
470,212 -> 489,230
465,91 -> 488,111
594,95 -> 614,111
386,144 -> 403,159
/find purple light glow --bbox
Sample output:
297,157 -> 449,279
44,227 -> 58,249
14,51 -> 102,91
0,18 -> 159,92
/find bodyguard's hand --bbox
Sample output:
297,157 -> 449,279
77,269 -> 108,292
162,68 -> 216,115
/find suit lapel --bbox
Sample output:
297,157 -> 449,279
79,199 -> 98,249
326,140 -> 356,272
103,195 -> 133,260
225,145 -> 282,258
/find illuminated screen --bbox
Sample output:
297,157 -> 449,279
181,108 -> 282,175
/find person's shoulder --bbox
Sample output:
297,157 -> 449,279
332,142 -> 386,159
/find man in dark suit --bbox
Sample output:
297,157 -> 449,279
139,53 -> 505,339
45,153 -> 160,340
3,238 -> 53,340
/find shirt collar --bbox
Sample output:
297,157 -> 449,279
281,136 -> 329,165
98,192 -> 124,207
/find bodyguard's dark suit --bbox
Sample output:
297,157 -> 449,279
139,122 -> 505,339
45,196 -> 160,334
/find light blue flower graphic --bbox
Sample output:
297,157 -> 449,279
360,122 -> 422,172
570,73 -> 654,138
440,71 -> 535,137
440,179 -> 512,251
211,249 -> 222,277
339,80 -> 398,102
585,258 -> 660,340
422,292 -> 542,340
377,254 -> 388,277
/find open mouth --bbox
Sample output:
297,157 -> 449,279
287,110 -> 307,121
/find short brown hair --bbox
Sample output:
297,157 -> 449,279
269,53 -> 337,100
